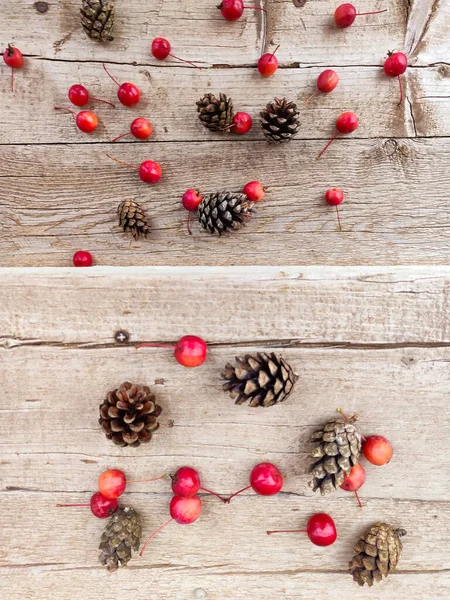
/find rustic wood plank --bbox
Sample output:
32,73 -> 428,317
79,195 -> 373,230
406,0 -> 449,64
1,138 -> 450,266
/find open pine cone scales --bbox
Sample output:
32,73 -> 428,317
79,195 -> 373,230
99,382 -> 162,447
309,414 -> 362,495
349,522 -> 406,586
260,98 -> 300,143
118,200 -> 150,240
81,0 -> 115,42
196,92 -> 234,132
99,506 -> 142,571
223,353 -> 298,407
198,192 -> 255,235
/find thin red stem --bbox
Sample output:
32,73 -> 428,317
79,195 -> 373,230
56,503 -> 90,507
111,131 -> 131,143
90,96 -> 115,108
103,63 -> 120,87
126,474 -> 168,484
304,90 -> 318,105
336,206 -> 342,231
135,342 -> 176,350
337,408 -> 367,442
140,518 -> 174,556
267,529 -> 307,535
225,485 -> 252,503
105,153 -> 139,169
199,487 -> 227,503
243,5 -> 267,11
55,106 -> 77,117
11,68 -> 14,92
355,491 -> 363,508
397,74 -> 403,105
317,133 -> 338,160
187,211 -> 193,235
169,53 -> 203,71
271,44 -> 280,58
355,9 -> 387,15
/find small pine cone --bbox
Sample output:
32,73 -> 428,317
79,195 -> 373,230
80,0 -> 115,42
196,92 -> 234,132
223,353 -> 298,407
118,200 -> 150,240
260,97 -> 300,143
99,382 -> 162,447
349,522 -> 406,586
99,506 -> 141,572
198,192 -> 255,235
309,414 -> 362,495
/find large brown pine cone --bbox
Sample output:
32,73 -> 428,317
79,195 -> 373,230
118,200 -> 150,240
99,382 -> 162,447
349,522 -> 406,586
99,506 -> 142,571
223,353 -> 298,407
81,0 -> 115,42
196,92 -> 234,132
309,414 -> 362,495
198,191 -> 255,235
260,97 -> 300,143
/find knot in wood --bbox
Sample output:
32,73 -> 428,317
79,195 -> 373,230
34,1 -> 49,12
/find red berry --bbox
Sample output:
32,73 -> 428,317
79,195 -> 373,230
98,469 -> 126,499
103,64 -> 141,107
325,188 -> 344,207
317,69 -> 339,93
90,492 -> 118,518
306,513 -> 337,546
76,110 -> 99,133
334,3 -> 387,28
3,44 -> 24,92
138,160 -> 162,184
363,435 -> 393,466
317,112 -> 359,159
68,84 -> 114,108
171,467 -> 201,498
258,46 -> 279,77
170,495 -> 202,524
232,112 -> 252,134
383,51 -> 407,77
130,118 -> 152,139
73,250 -> 93,267
182,189 -> 203,212
219,0 -> 244,20
152,37 -> 171,60
174,335 -> 207,368
340,464 -> 366,492
243,181 -> 265,202
250,462 -> 283,496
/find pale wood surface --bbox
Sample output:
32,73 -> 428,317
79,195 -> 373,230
0,0 -> 449,265
1,266 -> 449,598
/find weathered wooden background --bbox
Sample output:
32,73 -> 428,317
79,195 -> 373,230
1,266 -> 450,599
0,0 -> 449,265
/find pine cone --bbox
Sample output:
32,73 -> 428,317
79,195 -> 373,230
349,522 -> 406,586
309,414 -> 362,495
196,92 -> 234,132
99,506 -> 141,571
198,192 -> 255,235
260,98 -> 300,143
118,200 -> 150,240
99,382 -> 162,447
223,353 -> 298,407
81,0 -> 115,42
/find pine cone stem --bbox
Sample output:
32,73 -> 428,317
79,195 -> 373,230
106,153 -> 138,169
103,63 -> 120,86
337,408 -> 367,441
140,518 -> 174,557
225,484 -> 252,503
266,529 -> 307,535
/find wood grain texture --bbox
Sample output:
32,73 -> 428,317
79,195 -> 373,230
1,267 -> 449,598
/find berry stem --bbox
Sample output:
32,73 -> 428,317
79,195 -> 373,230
397,74 -> 403,105
243,5 -> 267,11
199,487 -> 227,503
225,485 -> 252,503
54,106 -> 77,117
135,342 -> 177,350
337,408 -> 367,442
90,96 -> 115,108
267,529 -> 307,535
355,490 -> 363,508
105,153 -> 139,169
103,63 -> 120,87
187,211 -> 193,235
317,133 -> 338,159
56,503 -> 90,507
336,206 -> 342,231
11,68 -> 14,92
111,132 -> 132,143
355,9 -> 387,15
140,518 -> 174,556
126,474 -> 168,484
304,91 -> 318,105
169,53 -> 203,71
271,45 -> 280,58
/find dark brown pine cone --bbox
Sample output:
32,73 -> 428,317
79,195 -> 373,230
80,0 -> 115,42
99,506 -> 141,571
198,191 -> 255,235
118,200 -> 150,240
260,97 -> 300,143
99,382 -> 162,447
196,92 -> 234,132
